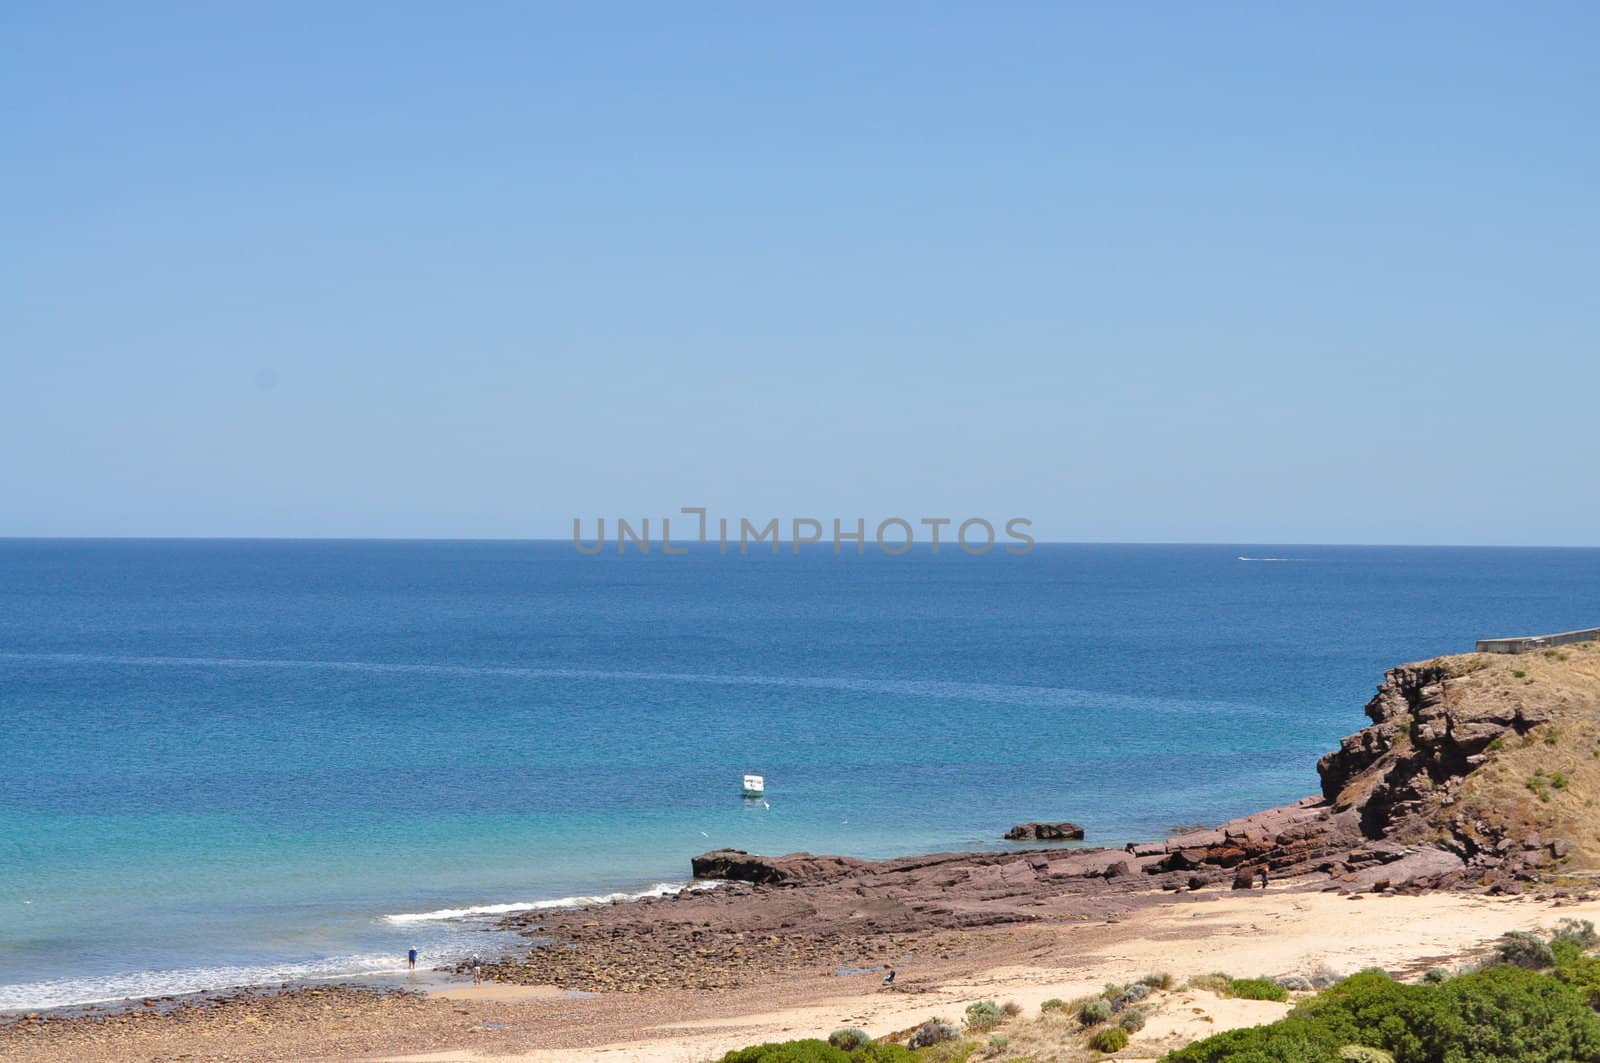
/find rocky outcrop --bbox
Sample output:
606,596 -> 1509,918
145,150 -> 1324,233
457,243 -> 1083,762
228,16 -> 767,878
1313,655 -> 1592,881
1316,662 -> 1528,838
1004,821 -> 1085,841
689,849 -> 868,885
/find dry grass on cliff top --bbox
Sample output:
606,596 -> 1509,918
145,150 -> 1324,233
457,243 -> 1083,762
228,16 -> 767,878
1403,642 -> 1600,870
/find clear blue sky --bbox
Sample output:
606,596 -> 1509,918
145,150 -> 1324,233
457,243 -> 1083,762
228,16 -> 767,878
3,3 -> 1596,544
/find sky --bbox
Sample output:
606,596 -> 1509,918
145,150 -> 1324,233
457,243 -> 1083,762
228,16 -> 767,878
2,3 -> 1597,544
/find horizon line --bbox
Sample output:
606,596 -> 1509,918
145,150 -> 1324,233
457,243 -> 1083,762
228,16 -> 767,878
3,536 -> 1599,550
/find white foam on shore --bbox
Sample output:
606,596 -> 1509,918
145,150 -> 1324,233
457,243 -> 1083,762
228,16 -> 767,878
1,883 -> 721,1012
382,880 -> 717,924
0,953 -> 406,1013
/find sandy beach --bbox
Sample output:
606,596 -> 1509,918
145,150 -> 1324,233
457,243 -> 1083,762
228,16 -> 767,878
6,883 -> 1596,1063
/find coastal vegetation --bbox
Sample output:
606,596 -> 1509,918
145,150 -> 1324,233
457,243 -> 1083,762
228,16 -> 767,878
1219,977 -> 1290,1003
1166,965 -> 1600,1062
713,921 -> 1600,1063
719,1040 -> 917,1062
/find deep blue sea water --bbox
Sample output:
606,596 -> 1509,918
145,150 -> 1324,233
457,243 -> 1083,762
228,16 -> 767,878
3,540 -> 1599,1010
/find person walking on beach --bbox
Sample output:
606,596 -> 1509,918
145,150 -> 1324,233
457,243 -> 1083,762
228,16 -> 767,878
1258,867 -> 1269,890
407,947 -> 418,971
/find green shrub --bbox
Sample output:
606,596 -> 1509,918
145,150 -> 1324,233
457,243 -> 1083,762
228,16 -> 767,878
718,1040 -> 850,1063
1163,966 -> 1600,1063
1141,971 -> 1174,990
964,1000 -> 1005,1031
1554,918 -> 1600,949
914,1043 -> 975,1063
1079,997 -> 1113,1025
987,1034 -> 1009,1049
1039,997 -> 1066,1013
1495,930 -> 1556,970
1187,972 -> 1232,994
1119,1007 -> 1146,1032
1289,970 -> 1458,1062
1553,952 -> 1600,1006
718,1038 -> 918,1062
1226,977 -> 1290,1002
1421,968 -> 1449,984
856,1047 -> 917,1063
1440,964 -> 1600,1061
1339,1048 -> 1395,1062
1089,1025 -> 1130,1052
1164,1024 -> 1343,1062
828,1028 -> 871,1051
1111,982 -> 1153,1011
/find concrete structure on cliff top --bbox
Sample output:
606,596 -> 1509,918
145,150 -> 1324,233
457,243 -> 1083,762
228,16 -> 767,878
1476,627 -> 1600,654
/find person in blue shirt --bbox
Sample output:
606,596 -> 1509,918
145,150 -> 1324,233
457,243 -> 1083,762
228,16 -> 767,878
407,947 -> 418,971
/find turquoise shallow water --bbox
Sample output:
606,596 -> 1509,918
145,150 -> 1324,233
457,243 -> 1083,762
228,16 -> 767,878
3,540 -> 1599,1010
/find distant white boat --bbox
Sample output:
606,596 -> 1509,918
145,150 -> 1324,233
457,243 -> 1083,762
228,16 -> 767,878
742,773 -> 765,797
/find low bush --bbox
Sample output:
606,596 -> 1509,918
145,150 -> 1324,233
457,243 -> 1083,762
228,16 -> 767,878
1039,997 -> 1066,1013
1339,1049 -> 1395,1062
1001,999 -> 1023,1018
1226,977 -> 1289,1002
1421,968 -> 1449,984
1308,965 -> 1343,990
1119,1007 -> 1147,1032
1164,966 -> 1600,1063
828,1028 -> 870,1051
1186,973 -> 1232,994
964,1000 -> 1005,1031
1111,983 -> 1152,1012
718,1038 -> 917,1062
1554,918 -> 1600,949
1496,930 -> 1556,970
1164,1024 -> 1343,1063
1440,964 -> 1600,1061
1089,1025 -> 1130,1052
1553,939 -> 1584,967
1553,951 -> 1600,1007
1079,998 -> 1113,1025
1141,971 -> 1175,990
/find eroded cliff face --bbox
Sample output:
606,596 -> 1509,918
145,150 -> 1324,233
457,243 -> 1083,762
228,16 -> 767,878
1317,647 -> 1600,886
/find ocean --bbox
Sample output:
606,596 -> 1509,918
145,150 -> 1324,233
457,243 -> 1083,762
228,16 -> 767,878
3,539 -> 1598,1011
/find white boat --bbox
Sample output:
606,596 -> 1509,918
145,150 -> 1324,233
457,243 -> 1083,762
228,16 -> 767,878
742,773 -> 765,797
